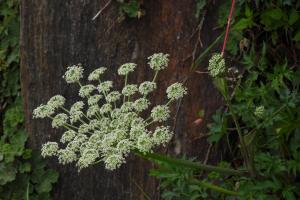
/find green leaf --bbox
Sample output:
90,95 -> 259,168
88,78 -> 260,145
22,149 -> 32,160
261,8 -> 284,20
213,78 -> 228,100
35,169 -> 59,193
3,98 -> 24,135
197,109 -> 205,118
288,9 -> 299,25
120,0 -> 140,18
19,162 -> 31,173
0,163 -> 17,185
2,130 -> 27,162
233,18 -> 253,30
260,8 -> 285,30
208,132 -> 223,143
293,30 -> 300,41
245,5 -> 253,18
282,186 -> 296,200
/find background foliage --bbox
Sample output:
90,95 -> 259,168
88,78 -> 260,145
0,0 -> 58,199
151,0 -> 300,199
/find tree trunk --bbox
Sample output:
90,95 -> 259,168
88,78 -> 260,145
20,1 -> 223,199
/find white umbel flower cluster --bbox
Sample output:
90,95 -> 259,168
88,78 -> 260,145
33,53 -> 187,171
41,142 -> 59,157
88,95 -> 102,106
88,67 -> 107,81
52,113 -> 68,128
63,64 -> 84,83
254,105 -> 265,119
47,95 -> 66,109
139,81 -> 157,96
151,105 -> 170,122
118,63 -> 136,75
79,85 -> 96,97
148,53 -> 169,71
33,104 -> 54,119
208,53 -> 226,78
69,101 -> 84,124
97,81 -> 113,93
122,84 -> 138,96
166,83 -> 187,100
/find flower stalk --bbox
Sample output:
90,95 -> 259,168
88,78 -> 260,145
136,151 -> 248,177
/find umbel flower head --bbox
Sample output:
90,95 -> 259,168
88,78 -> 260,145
63,64 -> 84,83
47,95 -> 66,109
166,83 -> 187,100
208,53 -> 226,78
88,67 -> 107,81
148,53 -> 169,71
33,53 -> 188,171
254,105 -> 265,119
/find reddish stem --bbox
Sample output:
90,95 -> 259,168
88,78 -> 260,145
221,0 -> 235,56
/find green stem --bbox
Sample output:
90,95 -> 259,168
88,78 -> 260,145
145,117 -> 152,122
227,102 -> 255,177
81,112 -> 91,121
189,178 -> 239,196
152,71 -> 159,82
98,80 -> 108,100
26,182 -> 30,200
95,112 -> 102,121
48,116 -> 78,130
135,151 -> 248,177
132,179 -> 152,200
123,75 -> 128,103
146,120 -> 154,127
166,99 -> 173,106
190,31 -> 225,72
60,106 -> 91,124
60,106 -> 70,113
64,123 -> 79,130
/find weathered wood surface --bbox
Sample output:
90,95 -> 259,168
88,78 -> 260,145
20,1 -> 223,199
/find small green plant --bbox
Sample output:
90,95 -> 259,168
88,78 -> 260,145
150,155 -> 238,200
0,0 -> 58,199
33,53 -> 187,171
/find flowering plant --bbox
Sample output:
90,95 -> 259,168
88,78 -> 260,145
33,53 -> 187,171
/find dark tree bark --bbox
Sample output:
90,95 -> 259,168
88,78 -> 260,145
20,1 -> 223,199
